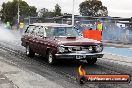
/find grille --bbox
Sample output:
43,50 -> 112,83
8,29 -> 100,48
68,46 -> 96,53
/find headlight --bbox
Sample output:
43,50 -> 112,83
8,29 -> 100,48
58,45 -> 65,53
95,45 -> 103,52
88,46 -> 93,51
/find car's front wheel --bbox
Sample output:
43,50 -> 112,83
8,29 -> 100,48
26,45 -> 35,57
47,51 -> 56,65
86,58 -> 97,65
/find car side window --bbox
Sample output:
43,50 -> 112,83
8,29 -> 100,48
45,27 -> 52,37
33,26 -> 40,35
25,25 -> 35,33
38,26 -> 45,37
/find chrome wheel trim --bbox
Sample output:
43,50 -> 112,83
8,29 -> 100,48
26,46 -> 29,55
48,53 -> 53,64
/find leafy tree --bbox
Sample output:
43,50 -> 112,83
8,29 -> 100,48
79,0 -> 108,17
38,8 -> 48,17
54,4 -> 61,17
0,0 -> 37,25
38,4 -> 61,19
29,6 -> 37,17
1,1 -> 16,24
19,0 -> 30,18
38,8 -> 54,18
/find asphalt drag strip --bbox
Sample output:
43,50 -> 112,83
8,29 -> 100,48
0,42 -> 131,88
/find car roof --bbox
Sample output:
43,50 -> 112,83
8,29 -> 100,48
30,23 -> 73,28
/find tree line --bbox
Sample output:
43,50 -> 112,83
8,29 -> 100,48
0,0 -> 37,26
0,0 -> 108,25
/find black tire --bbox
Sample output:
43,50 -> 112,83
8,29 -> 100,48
47,51 -> 56,65
26,45 -> 35,57
86,58 -> 97,65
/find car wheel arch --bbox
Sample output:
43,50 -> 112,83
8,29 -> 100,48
25,42 -> 29,47
46,48 -> 50,54
46,48 -> 56,57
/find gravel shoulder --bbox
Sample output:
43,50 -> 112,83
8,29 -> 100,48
0,56 -> 64,88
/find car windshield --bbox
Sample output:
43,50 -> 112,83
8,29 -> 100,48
46,27 -> 80,37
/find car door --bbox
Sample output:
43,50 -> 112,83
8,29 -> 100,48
23,25 -> 35,48
37,26 -> 47,55
31,26 -> 40,53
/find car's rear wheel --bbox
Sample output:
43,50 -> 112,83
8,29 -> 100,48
86,58 -> 97,65
26,45 -> 35,57
47,51 -> 56,65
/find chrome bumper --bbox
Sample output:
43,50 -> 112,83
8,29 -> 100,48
55,52 -> 104,60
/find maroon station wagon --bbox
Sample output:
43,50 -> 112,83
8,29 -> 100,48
21,23 -> 104,65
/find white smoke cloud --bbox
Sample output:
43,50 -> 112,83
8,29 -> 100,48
0,25 -> 16,42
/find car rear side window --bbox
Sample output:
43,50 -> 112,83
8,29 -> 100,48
32,26 -> 40,35
38,27 -> 45,36
25,25 -> 35,33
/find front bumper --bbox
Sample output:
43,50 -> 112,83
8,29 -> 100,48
55,52 -> 103,60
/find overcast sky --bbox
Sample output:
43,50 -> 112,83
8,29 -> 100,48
0,0 -> 132,17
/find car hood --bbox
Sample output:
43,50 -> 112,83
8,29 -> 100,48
53,37 -> 101,46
